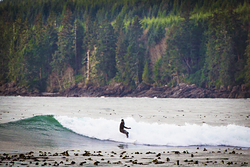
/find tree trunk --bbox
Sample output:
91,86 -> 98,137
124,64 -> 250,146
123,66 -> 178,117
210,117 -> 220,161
74,19 -> 78,72
87,50 -> 90,80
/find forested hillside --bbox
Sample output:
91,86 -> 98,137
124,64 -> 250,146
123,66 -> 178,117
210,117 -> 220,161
0,0 -> 250,93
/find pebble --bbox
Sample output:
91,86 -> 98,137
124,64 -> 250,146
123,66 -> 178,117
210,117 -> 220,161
0,148 -> 249,167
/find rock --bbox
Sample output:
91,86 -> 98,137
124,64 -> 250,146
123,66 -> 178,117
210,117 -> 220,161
156,153 -> 161,157
229,151 -> 236,154
61,151 -> 69,156
173,151 -> 180,154
190,84 -> 197,89
113,161 -> 122,164
120,151 -> 126,155
7,81 -> 16,88
19,154 -> 26,159
220,85 -> 227,91
152,159 -> 164,164
28,151 -> 34,155
94,161 -> 100,165
53,153 -> 58,156
178,83 -> 187,87
237,92 -> 248,98
241,84 -> 246,91
134,83 -> 151,93
229,85 -> 240,98
1,79 -> 249,98
152,159 -> 158,163
82,151 -> 91,156
79,161 -> 86,165
146,151 -> 156,154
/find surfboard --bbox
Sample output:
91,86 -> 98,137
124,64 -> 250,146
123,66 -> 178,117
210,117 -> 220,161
126,139 -> 137,144
132,140 -> 137,144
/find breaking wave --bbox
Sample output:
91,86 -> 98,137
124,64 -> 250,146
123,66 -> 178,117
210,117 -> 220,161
54,116 -> 250,147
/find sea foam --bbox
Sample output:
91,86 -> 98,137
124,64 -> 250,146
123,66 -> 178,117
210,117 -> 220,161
54,116 -> 250,147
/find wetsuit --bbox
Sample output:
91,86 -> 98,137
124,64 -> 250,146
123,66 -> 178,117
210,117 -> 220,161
120,121 -> 129,138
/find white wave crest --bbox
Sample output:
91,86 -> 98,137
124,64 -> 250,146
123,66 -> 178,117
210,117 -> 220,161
54,116 -> 250,147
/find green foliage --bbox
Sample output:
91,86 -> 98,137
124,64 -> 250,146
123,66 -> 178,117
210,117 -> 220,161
153,58 -> 162,85
146,24 -> 166,46
95,20 -> 117,85
142,62 -> 150,84
7,17 -> 29,86
245,31 -> 250,87
0,14 -> 12,85
161,8 -> 203,86
51,9 -> 74,90
0,0 -> 250,92
203,9 -> 245,88
115,29 -> 128,83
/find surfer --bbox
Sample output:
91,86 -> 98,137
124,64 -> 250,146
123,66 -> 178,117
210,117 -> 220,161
119,119 -> 131,138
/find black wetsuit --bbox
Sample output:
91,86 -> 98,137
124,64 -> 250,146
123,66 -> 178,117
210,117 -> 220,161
120,121 -> 129,138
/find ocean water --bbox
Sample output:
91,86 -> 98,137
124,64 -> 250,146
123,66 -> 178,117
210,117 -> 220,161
0,96 -> 250,152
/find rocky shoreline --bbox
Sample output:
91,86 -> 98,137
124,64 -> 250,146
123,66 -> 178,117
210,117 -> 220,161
1,148 -> 249,166
0,81 -> 250,98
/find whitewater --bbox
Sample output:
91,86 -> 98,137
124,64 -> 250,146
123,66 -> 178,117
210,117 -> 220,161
54,116 -> 250,148
0,96 -> 250,151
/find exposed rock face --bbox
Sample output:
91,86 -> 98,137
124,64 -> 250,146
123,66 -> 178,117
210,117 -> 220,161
62,82 -> 249,98
0,81 -> 249,98
0,81 -> 40,96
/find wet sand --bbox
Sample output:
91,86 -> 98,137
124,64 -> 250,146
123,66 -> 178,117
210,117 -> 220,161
0,147 -> 250,166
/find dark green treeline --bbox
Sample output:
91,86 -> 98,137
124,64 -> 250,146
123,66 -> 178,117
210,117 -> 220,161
0,0 -> 250,92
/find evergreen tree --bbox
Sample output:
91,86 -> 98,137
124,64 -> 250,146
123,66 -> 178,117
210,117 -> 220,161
73,18 -> 84,74
113,15 -> 124,37
142,62 -> 150,84
51,9 -> 74,90
8,17 -> 30,86
161,4 -> 204,86
204,10 -> 239,88
126,15 -> 145,85
95,20 -> 117,85
0,14 -> 12,85
83,16 -> 99,82
0,0 -> 249,92
83,15 -> 93,53
40,12 -> 59,90
25,14 -> 45,91
245,30 -> 250,87
115,29 -> 129,83
153,58 -> 162,85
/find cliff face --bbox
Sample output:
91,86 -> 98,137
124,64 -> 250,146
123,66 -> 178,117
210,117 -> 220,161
142,28 -> 167,67
149,36 -> 167,66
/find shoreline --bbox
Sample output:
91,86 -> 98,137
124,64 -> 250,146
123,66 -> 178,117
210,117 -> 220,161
1,82 -> 250,98
1,146 -> 250,166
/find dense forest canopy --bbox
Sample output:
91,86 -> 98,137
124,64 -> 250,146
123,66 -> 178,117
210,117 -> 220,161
0,0 -> 250,93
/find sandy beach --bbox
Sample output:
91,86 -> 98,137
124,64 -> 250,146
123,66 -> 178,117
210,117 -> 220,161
0,96 -> 250,166
1,147 -> 250,166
